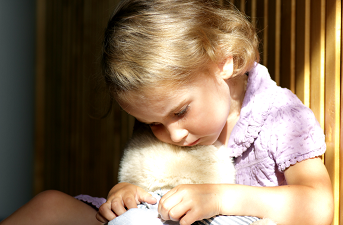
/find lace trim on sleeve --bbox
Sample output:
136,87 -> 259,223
74,194 -> 106,209
277,145 -> 326,172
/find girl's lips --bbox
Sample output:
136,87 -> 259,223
187,139 -> 200,146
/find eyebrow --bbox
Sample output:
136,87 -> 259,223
167,99 -> 188,116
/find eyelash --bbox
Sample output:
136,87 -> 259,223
174,105 -> 189,117
148,105 -> 189,127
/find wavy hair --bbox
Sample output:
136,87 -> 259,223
102,0 -> 259,102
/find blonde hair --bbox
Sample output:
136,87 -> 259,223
102,0 -> 259,102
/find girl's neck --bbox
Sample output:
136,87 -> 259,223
219,74 -> 248,145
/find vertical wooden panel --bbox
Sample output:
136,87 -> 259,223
290,0 -> 296,93
266,0 -> 276,81
254,0 -> 266,65
295,0 -> 310,107
250,0 -> 256,27
35,0 -> 131,198
244,0 -> 257,26
341,3 -> 343,222
324,0 -> 341,224
44,0 -> 63,191
262,0 -> 268,66
310,0 -> 325,129
35,0 -> 46,195
274,0 -> 281,85
240,0 -> 245,12
279,0 -> 295,91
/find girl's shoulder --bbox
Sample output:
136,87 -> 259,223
229,64 -> 325,158
245,63 -> 312,119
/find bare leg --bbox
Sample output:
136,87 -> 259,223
0,190 -> 103,225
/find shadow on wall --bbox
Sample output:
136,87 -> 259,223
0,0 -> 35,219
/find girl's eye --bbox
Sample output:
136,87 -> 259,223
174,105 -> 189,117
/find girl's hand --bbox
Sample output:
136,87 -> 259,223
96,182 -> 157,223
158,184 -> 222,225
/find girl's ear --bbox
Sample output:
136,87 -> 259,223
218,56 -> 234,80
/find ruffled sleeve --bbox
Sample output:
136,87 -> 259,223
269,88 -> 326,172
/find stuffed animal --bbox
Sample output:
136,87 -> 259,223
116,123 -> 276,225
119,126 -> 235,192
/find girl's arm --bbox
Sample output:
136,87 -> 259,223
219,157 -> 334,225
158,157 -> 333,225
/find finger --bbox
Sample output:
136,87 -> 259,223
95,212 -> 109,223
168,202 -> 191,221
179,209 -> 200,225
159,188 -> 177,205
97,202 -> 116,222
140,192 -> 157,205
122,195 -> 139,209
110,197 -> 128,216
158,192 -> 182,221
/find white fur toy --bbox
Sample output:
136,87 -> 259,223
117,124 -> 276,225
119,130 -> 235,192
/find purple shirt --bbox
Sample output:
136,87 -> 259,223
228,63 -> 326,187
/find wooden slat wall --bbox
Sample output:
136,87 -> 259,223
35,0 -> 135,198
36,0 -> 341,224
228,0 -> 341,224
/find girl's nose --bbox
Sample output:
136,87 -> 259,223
167,123 -> 188,143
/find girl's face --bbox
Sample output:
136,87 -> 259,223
121,61 -> 233,146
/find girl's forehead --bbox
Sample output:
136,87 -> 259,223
124,85 -> 189,105
119,87 -> 189,121
117,64 -> 218,109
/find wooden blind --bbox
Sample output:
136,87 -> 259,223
36,0 -> 341,224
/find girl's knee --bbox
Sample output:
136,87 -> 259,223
35,190 -> 65,202
32,190 -> 72,212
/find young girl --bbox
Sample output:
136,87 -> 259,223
0,0 -> 333,225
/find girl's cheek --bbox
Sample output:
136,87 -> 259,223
151,126 -> 172,144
